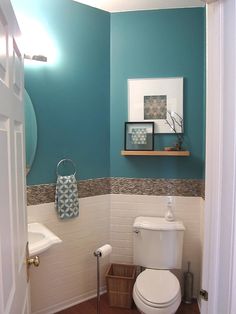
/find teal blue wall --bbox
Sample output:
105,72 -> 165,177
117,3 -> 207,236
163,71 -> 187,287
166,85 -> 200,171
12,2 -> 205,184
110,8 -> 205,179
12,0 -> 110,185
202,14 -> 206,178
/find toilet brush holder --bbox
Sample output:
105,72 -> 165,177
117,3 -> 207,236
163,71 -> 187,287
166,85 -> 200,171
183,261 -> 193,304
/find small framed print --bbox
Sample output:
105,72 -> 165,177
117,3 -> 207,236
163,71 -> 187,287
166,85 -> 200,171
124,122 -> 154,151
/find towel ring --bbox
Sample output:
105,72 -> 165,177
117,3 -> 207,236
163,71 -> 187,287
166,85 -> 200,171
56,159 -> 77,176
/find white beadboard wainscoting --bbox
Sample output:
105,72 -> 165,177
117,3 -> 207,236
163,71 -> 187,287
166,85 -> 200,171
27,195 -> 110,314
27,194 -> 203,313
110,194 -> 203,298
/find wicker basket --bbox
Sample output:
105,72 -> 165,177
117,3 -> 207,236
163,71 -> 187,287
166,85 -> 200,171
105,263 -> 136,309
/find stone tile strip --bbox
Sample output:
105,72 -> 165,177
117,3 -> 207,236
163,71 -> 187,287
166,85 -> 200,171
27,177 -> 204,205
201,180 -> 205,199
27,178 -> 111,206
27,184 -> 55,206
110,178 -> 203,197
79,177 -> 111,198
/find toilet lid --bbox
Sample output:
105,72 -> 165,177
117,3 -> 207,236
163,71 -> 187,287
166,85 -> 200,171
135,269 -> 180,307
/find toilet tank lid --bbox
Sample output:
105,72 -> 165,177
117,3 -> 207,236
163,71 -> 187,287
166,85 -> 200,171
133,216 -> 185,231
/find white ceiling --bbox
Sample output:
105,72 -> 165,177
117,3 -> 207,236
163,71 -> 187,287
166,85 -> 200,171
72,0 -> 205,13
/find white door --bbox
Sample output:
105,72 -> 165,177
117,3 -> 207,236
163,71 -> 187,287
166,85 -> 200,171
0,0 -> 29,313
202,0 -> 236,313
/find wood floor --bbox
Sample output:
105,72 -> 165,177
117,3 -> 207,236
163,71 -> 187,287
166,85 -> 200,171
57,294 -> 200,314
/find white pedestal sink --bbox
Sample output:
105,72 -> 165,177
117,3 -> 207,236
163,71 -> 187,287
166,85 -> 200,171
28,223 -> 62,256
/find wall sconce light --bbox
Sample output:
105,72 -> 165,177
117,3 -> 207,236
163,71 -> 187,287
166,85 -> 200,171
24,54 -> 47,62
15,15 -> 58,66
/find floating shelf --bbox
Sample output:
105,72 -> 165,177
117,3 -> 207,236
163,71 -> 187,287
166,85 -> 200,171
121,150 -> 190,156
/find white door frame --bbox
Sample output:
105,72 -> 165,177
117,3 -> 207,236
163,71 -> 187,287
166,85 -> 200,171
202,0 -> 236,313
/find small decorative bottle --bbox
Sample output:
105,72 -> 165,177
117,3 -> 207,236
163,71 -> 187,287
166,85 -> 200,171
165,196 -> 175,221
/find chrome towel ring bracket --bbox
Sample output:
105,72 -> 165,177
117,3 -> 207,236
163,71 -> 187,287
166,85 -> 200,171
56,158 -> 77,177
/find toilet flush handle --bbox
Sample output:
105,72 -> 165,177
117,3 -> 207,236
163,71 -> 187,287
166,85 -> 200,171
133,229 -> 140,234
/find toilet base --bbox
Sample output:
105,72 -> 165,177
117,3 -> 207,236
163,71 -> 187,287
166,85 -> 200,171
136,309 -> 177,314
135,307 -> 178,314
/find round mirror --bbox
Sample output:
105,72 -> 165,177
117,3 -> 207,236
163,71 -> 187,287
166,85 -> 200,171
24,89 -> 37,175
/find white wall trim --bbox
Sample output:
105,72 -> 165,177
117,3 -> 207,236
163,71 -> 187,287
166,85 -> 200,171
228,1 -> 236,312
203,0 -> 236,313
230,171 -> 236,313
202,2 -> 223,314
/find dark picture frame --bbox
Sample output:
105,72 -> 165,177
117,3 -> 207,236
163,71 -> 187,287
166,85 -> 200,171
124,122 -> 154,151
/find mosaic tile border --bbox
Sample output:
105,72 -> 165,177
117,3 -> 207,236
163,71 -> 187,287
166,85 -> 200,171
27,177 -> 204,205
110,178 -> 204,197
27,178 -> 111,206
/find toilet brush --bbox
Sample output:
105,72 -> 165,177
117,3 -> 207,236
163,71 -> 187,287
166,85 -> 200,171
183,261 -> 193,304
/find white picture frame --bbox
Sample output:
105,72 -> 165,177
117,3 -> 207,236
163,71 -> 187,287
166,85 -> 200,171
128,77 -> 183,133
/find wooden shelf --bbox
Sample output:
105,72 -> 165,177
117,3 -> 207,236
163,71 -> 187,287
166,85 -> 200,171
121,150 -> 190,156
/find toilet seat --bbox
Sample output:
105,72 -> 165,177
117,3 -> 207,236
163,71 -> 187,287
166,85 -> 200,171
133,269 -> 181,314
135,269 -> 180,307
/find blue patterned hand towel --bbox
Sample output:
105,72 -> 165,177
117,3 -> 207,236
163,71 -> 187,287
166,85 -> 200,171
55,174 -> 79,219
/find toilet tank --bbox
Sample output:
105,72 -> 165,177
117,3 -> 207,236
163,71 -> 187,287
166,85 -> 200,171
133,216 -> 185,269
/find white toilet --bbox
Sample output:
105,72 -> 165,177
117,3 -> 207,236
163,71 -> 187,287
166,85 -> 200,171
132,216 -> 185,314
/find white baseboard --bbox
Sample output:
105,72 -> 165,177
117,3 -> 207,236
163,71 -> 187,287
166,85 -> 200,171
32,287 -> 107,314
